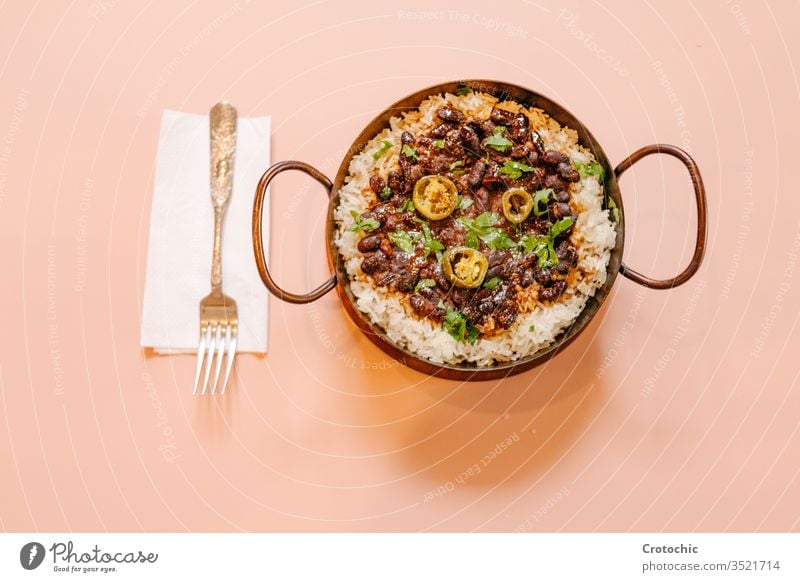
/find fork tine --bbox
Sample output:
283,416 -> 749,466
192,325 -> 210,395
220,326 -> 237,395
201,324 -> 220,395
209,324 -> 227,395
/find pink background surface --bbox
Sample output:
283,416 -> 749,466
1,0 -> 799,532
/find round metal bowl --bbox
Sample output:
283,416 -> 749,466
252,80 -> 707,381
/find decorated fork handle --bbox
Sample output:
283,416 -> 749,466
209,102 -> 237,293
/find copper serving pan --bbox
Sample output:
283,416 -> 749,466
251,80 -> 707,381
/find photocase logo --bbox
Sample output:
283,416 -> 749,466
20,542 -> 46,570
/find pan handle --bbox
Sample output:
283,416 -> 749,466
615,144 -> 708,289
252,160 -> 338,304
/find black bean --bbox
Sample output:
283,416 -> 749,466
431,123 -> 449,138
395,270 -> 419,292
554,189 -> 570,203
361,252 -> 386,274
357,234 -> 381,253
410,294 -> 436,317
383,212 -> 404,232
450,287 -> 471,307
542,150 -> 568,165
520,270 -> 534,288
494,299 -> 518,328
535,268 -> 553,286
552,202 -> 573,219
426,155 -> 451,174
556,242 -> 578,267
417,285 -> 439,301
443,128 -> 461,152
435,224 -> 465,247
489,106 -> 516,125
510,143 -> 530,159
515,252 -> 537,271
437,107 -> 465,124
379,238 -> 394,257
486,264 -> 505,279
558,161 -> 581,182
544,174 -> 566,190
374,270 -> 394,287
431,263 -> 450,289
404,165 -> 423,194
401,131 -> 415,145
466,159 -> 487,187
530,131 -> 546,154
479,119 -> 496,137
481,161 -> 504,188
486,249 -> 509,266
387,170 -> 404,195
369,174 -> 385,196
539,280 -> 567,302
459,124 -> 481,152
466,120 -> 483,135
509,113 -> 529,142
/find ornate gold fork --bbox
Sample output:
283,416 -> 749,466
192,102 -> 238,395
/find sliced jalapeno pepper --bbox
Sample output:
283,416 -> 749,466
442,246 -> 488,289
501,188 -> 534,224
412,175 -> 458,221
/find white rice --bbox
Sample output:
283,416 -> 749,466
334,91 -> 616,366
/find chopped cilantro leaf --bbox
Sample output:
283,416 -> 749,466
484,276 -> 502,290
498,160 -> 535,180
484,126 -> 513,153
348,210 -> 379,233
372,140 -> 392,160
401,144 -> 418,161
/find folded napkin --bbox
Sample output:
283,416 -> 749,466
141,110 -> 271,353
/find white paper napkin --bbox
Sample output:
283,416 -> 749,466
141,109 -> 271,353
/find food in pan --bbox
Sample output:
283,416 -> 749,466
334,90 -> 616,366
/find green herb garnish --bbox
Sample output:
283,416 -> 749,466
457,212 -> 515,250
518,234 -> 547,254
483,276 -> 502,290
449,160 -> 464,171
498,160 -> 535,180
414,218 -> 445,258
550,216 -> 575,238
380,186 -> 392,200
387,229 -> 420,254
456,195 -> 474,210
456,86 -> 473,96
572,159 -> 605,181
529,325 -> 535,332
479,228 -> 517,250
532,188 -> 553,217
607,197 -> 619,223
518,216 -> 575,268
534,244 -> 559,269
372,140 -> 392,160
401,144 -> 419,161
484,126 -> 513,153
348,210 -> 379,233
415,278 -> 436,292
400,198 -> 416,213
443,309 -> 480,344
457,211 -> 500,249
433,139 -> 445,149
